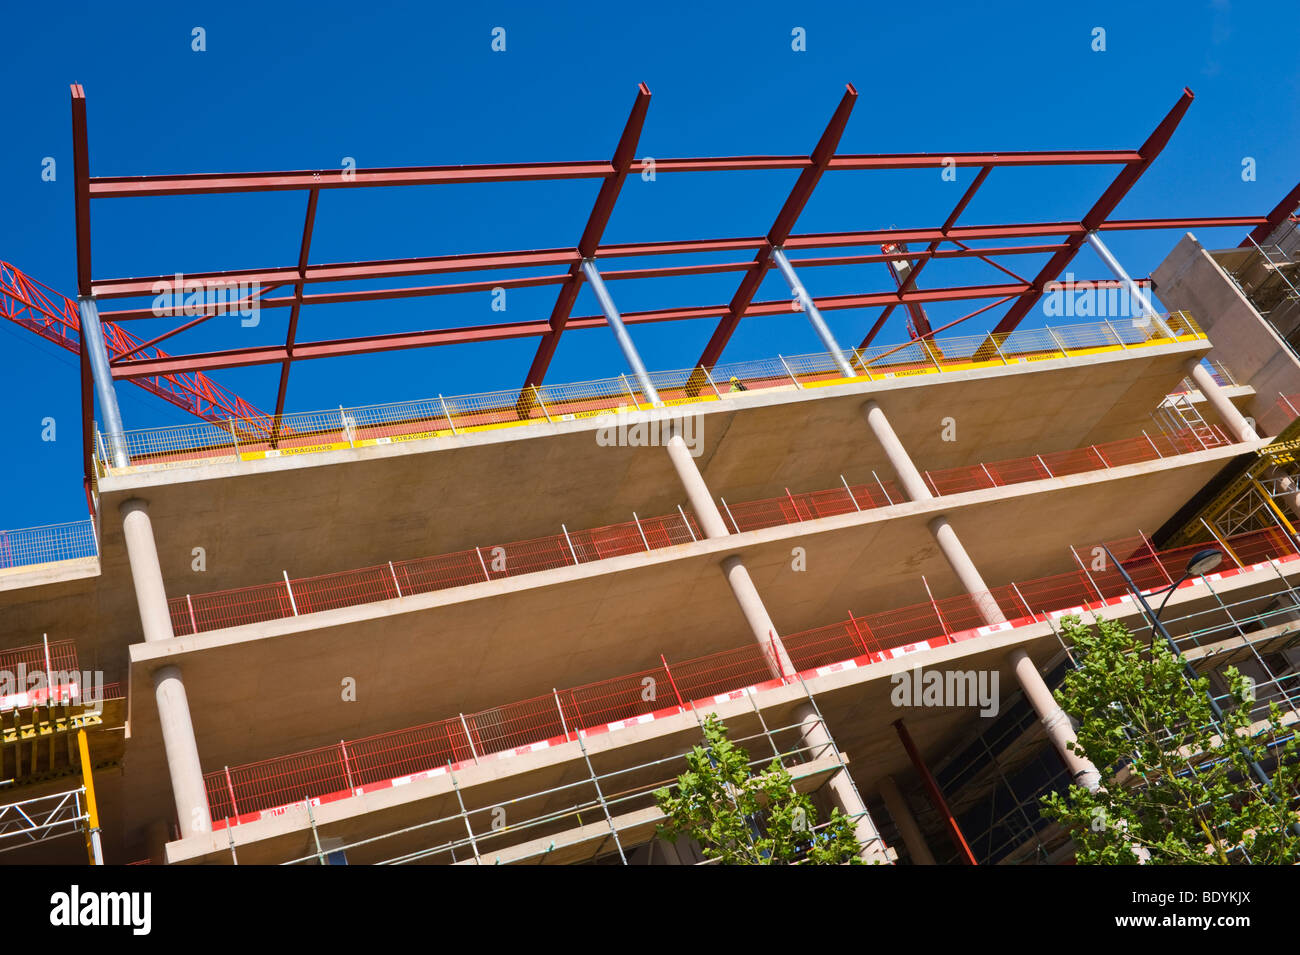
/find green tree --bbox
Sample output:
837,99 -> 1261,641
653,714 -> 864,864
1040,615 -> 1300,864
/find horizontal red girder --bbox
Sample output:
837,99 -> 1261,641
86,149 -> 1145,199
87,215 -> 1260,305
110,280 -> 1036,378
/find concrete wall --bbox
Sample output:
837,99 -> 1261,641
1154,232 -> 1300,433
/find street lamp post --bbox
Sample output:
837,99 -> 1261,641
1103,545 -> 1300,838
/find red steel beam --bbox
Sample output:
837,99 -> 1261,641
893,718 -> 977,865
87,215 -> 1262,303
702,85 -> 860,364
85,148 -> 1142,199
273,188 -> 320,423
1240,179 -> 1300,248
992,88 -> 1195,335
110,280 -> 1033,379
697,85 -> 858,369
70,85 -> 92,297
523,83 -> 652,388
860,165 -> 992,349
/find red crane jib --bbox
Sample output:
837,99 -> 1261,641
0,260 -> 267,425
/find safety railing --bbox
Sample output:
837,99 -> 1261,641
100,313 -> 1205,477
168,425 -> 1231,638
1169,358 -> 1238,396
202,524 -> 1297,827
0,520 -> 98,571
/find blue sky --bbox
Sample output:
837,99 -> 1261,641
1,0 -> 1297,529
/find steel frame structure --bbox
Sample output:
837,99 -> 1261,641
68,83 -> 1300,503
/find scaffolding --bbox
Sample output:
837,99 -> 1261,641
209,680 -> 883,866
924,562 -> 1300,865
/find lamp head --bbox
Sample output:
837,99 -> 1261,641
1186,548 -> 1223,577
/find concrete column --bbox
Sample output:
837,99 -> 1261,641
928,515 -> 1007,627
663,428 -> 729,539
1009,648 -> 1101,793
121,499 -> 177,643
119,498 -> 212,834
927,511 -> 1103,793
794,703 -> 891,864
877,774 -> 936,865
861,400 -> 933,501
153,665 -> 212,835
721,555 -> 796,677
1185,356 -> 1259,442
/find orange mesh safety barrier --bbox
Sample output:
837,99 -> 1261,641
172,428 -> 1227,636
202,525 -> 1300,825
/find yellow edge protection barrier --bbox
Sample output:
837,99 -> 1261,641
114,328 -> 1202,473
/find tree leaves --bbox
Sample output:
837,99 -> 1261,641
1039,616 -> 1300,865
654,714 -> 863,865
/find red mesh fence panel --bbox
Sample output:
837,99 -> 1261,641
466,693 -> 569,757
783,620 -> 867,671
1230,527 -> 1298,565
347,718 -> 467,784
0,638 -> 78,675
857,600 -> 947,653
291,564 -> 399,615
396,550 -> 485,594
559,664 -> 673,730
207,743 -> 349,820
173,580 -> 295,635
668,644 -> 776,701
202,525 -> 1300,826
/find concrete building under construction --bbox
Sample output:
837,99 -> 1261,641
2,83 -> 1299,865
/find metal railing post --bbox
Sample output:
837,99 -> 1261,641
562,524 -> 580,564
677,505 -> 697,542
459,713 -> 480,765
700,365 -> 723,399
228,418 -> 240,458
840,474 -> 861,512
1045,326 -> 1069,358
186,594 -> 198,634
389,560 -> 403,597
660,655 -> 686,711
475,546 -> 491,581
531,385 -> 553,423
778,354 -> 803,388
339,741 -> 356,791
632,512 -> 651,551
438,394 -> 458,435
720,498 -> 740,533
223,766 -> 240,825
873,469 -> 893,506
340,406 -> 354,448
283,571 -> 299,616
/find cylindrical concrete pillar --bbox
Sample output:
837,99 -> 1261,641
877,774 -> 936,865
120,498 -> 177,643
926,509 -> 1104,793
794,703 -> 891,864
120,498 -> 212,835
721,555 -> 796,677
153,665 -> 212,835
861,401 -> 932,502
1009,648 -> 1101,792
1185,356 -> 1258,442
663,430 -> 729,539
928,515 -> 1007,626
